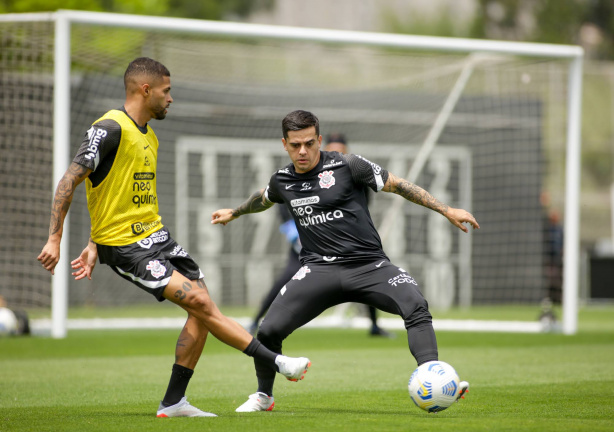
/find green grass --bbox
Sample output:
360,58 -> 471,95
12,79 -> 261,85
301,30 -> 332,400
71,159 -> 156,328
1,307 -> 614,431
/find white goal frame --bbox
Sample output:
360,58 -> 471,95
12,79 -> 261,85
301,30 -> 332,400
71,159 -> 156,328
1,9 -> 583,338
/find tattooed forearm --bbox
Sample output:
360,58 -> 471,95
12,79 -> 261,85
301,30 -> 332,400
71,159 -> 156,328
387,174 -> 449,215
232,189 -> 274,217
49,163 -> 91,236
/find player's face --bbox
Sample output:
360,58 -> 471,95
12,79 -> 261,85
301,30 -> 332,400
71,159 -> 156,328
282,126 -> 322,173
148,75 -> 173,120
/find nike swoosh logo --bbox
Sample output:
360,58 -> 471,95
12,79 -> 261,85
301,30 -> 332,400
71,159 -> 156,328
144,145 -> 150,150
375,261 -> 385,268
285,184 -> 294,189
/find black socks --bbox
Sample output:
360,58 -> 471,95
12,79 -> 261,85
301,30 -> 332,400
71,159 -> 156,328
243,337 -> 278,368
161,363 -> 194,407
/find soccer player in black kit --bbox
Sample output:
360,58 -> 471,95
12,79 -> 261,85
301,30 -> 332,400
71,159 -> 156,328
211,110 -> 479,412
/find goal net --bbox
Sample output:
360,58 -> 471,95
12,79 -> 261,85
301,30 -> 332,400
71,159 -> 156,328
0,11 -> 582,336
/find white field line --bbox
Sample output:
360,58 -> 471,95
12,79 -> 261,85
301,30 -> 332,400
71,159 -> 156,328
30,316 -> 546,335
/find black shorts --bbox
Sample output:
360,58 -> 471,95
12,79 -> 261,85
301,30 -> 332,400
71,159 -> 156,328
96,229 -> 203,301
260,259 -> 431,335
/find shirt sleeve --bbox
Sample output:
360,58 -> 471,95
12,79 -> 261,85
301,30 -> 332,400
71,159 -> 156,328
343,154 -> 389,192
264,173 -> 284,204
72,119 -> 121,171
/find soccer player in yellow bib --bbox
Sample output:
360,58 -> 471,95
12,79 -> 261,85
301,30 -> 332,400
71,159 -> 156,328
38,57 -> 310,418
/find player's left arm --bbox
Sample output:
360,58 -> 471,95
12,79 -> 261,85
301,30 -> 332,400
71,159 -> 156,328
211,188 -> 275,226
383,173 -> 480,233
71,237 -> 98,281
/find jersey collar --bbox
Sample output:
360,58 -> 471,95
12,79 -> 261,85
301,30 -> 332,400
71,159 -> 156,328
120,106 -> 149,135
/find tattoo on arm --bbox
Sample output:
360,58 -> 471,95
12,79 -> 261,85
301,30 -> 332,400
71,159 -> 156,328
196,279 -> 207,290
49,163 -> 91,236
182,281 -> 192,292
387,174 -> 449,215
232,189 -> 274,217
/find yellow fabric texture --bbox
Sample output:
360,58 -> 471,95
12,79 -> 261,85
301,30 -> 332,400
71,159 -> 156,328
86,110 -> 163,246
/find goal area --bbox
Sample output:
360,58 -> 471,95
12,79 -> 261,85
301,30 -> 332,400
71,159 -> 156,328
0,10 -> 582,337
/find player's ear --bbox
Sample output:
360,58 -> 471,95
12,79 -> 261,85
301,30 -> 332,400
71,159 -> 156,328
282,137 -> 288,151
317,135 -> 322,147
141,83 -> 151,97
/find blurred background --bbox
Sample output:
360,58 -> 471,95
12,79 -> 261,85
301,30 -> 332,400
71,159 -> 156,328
1,0 -> 613,322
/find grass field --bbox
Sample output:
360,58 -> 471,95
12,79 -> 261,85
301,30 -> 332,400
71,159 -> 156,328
1,306 -> 614,432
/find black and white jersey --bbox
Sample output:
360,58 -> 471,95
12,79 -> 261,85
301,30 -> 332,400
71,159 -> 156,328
265,151 -> 390,264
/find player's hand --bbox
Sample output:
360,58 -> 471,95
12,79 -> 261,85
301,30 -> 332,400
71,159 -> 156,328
71,242 -> 97,281
38,239 -> 61,275
445,208 -> 480,233
211,209 -> 238,226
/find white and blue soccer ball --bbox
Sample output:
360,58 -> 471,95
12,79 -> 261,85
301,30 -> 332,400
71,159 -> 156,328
0,307 -> 18,336
408,360 -> 461,413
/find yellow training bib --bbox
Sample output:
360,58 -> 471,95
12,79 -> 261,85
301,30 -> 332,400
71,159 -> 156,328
86,110 -> 163,245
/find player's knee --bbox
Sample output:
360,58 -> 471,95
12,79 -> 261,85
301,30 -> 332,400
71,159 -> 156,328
404,303 -> 433,328
185,290 -> 216,317
256,322 -> 285,350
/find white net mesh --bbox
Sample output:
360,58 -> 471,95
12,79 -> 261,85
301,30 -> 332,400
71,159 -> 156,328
0,20 -> 55,308
0,16 -> 571,316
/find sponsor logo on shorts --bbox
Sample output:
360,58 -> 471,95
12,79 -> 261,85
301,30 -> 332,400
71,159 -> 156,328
131,220 -> 161,236
318,170 -> 336,189
146,260 -> 167,279
388,272 -> 418,287
292,266 -> 311,280
137,230 -> 168,249
170,245 -> 188,257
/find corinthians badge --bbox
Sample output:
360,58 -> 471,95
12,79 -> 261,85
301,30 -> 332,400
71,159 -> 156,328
318,170 -> 335,189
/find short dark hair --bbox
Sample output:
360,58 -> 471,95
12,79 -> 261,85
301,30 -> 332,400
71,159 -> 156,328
124,57 -> 170,90
282,110 -> 319,139
325,133 -> 347,146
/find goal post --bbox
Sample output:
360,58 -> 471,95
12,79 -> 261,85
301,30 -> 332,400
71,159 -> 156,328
0,10 -> 583,337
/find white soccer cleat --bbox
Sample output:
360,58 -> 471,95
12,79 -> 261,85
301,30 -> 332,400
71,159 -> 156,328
156,396 -> 217,417
235,392 -> 275,412
275,355 -> 311,382
457,381 -> 470,401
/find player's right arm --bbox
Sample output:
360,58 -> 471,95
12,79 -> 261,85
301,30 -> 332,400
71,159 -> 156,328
38,162 -> 92,274
38,118 -> 120,274
211,188 -> 275,226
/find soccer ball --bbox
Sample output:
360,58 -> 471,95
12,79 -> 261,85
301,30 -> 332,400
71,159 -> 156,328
408,360 -> 461,413
0,307 -> 18,336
